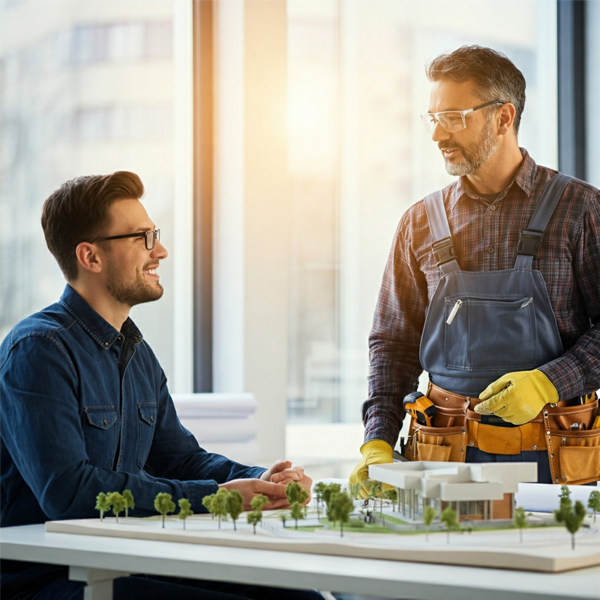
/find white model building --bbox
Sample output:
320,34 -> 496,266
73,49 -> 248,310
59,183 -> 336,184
369,462 -> 538,522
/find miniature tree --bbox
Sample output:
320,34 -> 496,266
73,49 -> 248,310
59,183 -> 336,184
554,487 -> 586,550
95,492 -> 111,521
122,489 -> 135,518
328,492 -> 354,537
280,513 -> 287,528
440,506 -> 459,544
423,505 -> 437,542
251,494 -> 269,512
107,492 -> 127,524
286,481 -> 309,507
226,490 -> 244,531
178,498 -> 193,530
367,481 -> 380,508
247,509 -> 261,534
202,493 -> 215,518
514,506 -> 528,544
314,481 -> 327,521
212,488 -> 229,529
321,483 -> 342,508
290,501 -> 304,530
347,482 -> 361,501
154,492 -> 175,528
588,490 -> 600,523
383,488 -> 398,512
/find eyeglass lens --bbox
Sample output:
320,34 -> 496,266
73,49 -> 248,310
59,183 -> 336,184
144,229 -> 160,250
422,112 -> 465,135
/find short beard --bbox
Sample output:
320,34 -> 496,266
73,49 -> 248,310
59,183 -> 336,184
441,116 -> 498,177
106,260 -> 164,307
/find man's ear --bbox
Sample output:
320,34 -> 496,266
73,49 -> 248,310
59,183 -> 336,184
496,102 -> 516,136
75,242 -> 103,274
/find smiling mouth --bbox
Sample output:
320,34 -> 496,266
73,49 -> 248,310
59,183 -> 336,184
441,147 -> 461,159
144,265 -> 160,279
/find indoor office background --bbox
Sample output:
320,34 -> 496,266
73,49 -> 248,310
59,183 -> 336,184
1,0 -> 599,477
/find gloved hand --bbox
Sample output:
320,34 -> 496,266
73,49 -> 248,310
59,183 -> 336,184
349,439 -> 393,499
475,369 -> 558,425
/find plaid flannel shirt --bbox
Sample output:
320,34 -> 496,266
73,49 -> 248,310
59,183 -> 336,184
363,149 -> 600,447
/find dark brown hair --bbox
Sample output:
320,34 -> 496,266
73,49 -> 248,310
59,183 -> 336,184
41,171 -> 144,281
426,45 -> 526,134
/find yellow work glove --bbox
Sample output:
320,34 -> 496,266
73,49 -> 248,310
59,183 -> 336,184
475,369 -> 558,425
349,440 -> 393,499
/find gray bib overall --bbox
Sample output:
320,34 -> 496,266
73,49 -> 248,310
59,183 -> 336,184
415,174 -> 573,482
420,173 -> 571,397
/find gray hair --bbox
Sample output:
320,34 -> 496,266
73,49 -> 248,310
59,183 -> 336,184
426,45 -> 526,135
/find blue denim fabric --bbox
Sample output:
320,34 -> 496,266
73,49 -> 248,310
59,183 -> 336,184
1,285 -> 266,593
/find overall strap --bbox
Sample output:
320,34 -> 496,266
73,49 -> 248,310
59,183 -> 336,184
514,173 -> 572,269
424,190 -> 461,274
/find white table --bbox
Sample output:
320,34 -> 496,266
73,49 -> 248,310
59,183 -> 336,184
1,524 -> 599,600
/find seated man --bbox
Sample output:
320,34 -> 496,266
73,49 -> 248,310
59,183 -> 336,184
1,172 -> 317,600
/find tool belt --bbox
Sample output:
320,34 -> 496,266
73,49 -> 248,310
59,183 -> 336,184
404,383 -> 600,485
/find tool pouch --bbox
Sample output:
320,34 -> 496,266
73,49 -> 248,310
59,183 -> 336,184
544,400 -> 600,484
404,386 -> 468,462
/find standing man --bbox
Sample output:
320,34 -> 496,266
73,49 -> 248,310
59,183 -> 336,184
1,172 -> 318,600
350,45 -> 600,495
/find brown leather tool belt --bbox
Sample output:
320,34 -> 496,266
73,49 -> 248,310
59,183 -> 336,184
404,382 -> 600,485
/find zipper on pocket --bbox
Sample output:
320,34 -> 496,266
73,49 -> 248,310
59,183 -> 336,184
446,299 -> 463,325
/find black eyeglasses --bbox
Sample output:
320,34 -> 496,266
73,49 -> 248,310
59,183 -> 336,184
92,229 -> 161,250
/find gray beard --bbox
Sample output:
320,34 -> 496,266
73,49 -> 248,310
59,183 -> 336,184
444,120 -> 498,176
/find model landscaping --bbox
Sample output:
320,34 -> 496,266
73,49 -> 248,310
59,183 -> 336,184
45,463 -> 600,574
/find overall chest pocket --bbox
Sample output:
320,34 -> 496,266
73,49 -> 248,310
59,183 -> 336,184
444,295 -> 537,372
83,406 -> 118,469
137,402 -> 157,468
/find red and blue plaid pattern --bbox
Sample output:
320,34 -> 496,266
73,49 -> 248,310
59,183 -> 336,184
363,149 -> 600,446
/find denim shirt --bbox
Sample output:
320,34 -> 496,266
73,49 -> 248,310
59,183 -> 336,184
1,284 -> 265,532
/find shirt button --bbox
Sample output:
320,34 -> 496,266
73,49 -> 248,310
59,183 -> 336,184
489,204 -> 496,211
150,415 -> 154,422
487,246 -> 495,254
103,418 -> 108,425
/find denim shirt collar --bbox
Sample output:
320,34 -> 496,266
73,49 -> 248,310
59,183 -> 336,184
59,284 -> 143,350
448,147 -> 537,211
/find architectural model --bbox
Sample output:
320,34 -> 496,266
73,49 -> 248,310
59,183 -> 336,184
45,463 -> 600,574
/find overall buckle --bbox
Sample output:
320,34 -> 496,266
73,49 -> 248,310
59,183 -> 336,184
517,229 -> 544,257
431,237 -> 456,267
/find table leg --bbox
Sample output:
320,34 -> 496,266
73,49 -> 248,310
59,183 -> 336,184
68,566 -> 131,600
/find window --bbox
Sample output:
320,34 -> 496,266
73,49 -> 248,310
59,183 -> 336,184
286,0 -> 558,461
0,1 -> 186,390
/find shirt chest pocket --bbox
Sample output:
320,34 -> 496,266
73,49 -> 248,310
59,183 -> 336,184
137,402 -> 157,469
84,406 -> 119,469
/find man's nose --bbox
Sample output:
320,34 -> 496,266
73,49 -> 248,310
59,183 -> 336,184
151,240 -> 168,259
431,122 -> 451,143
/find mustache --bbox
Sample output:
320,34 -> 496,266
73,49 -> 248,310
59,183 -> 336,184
438,141 -> 464,152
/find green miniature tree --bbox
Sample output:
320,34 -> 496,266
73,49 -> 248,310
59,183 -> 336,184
513,507 -> 528,544
122,489 -> 135,518
588,490 -> 600,523
247,509 -> 262,534
226,490 -> 244,531
290,501 -> 304,530
154,492 -> 175,528
285,481 -> 309,506
178,498 -> 193,530
202,493 -> 215,518
321,483 -> 342,508
328,492 -> 354,537
383,488 -> 398,512
251,494 -> 269,512
280,513 -> 287,528
107,492 -> 127,524
314,481 -> 327,521
347,482 -> 361,501
422,505 -> 437,542
554,487 -> 586,550
440,506 -> 459,544
95,492 -> 111,521
212,488 -> 229,529
367,481 -> 380,508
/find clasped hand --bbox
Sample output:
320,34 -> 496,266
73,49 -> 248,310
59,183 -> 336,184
219,460 -> 312,510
